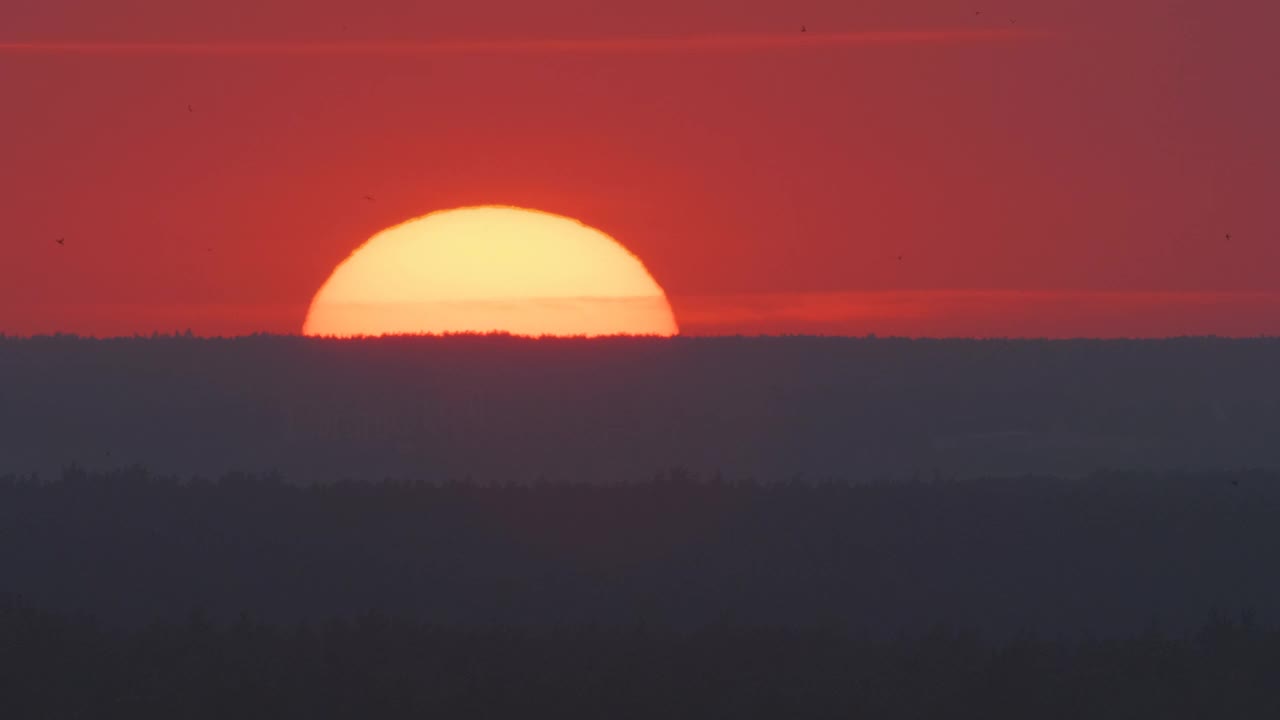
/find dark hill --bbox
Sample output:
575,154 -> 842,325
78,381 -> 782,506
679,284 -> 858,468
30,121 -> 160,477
1,334 -> 1277,482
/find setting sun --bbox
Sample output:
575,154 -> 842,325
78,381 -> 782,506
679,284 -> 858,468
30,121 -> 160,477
302,206 -> 679,337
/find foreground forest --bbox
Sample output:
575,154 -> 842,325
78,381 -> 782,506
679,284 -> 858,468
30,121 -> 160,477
4,336 -> 1278,715
2,334 -> 1279,483
2,598 -> 1277,719
3,467 -> 1277,636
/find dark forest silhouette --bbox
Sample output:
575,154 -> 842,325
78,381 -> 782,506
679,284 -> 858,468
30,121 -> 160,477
2,334 -> 1278,483
2,595 -> 1278,719
4,335 -> 1279,715
3,467 -> 1277,636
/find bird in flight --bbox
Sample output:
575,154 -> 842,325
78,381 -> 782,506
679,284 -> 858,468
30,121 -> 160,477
800,25 -> 807,33
1225,233 -> 1232,241
363,195 -> 376,202
55,237 -> 65,246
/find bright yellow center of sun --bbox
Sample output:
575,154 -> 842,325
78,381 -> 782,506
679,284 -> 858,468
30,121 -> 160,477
302,206 -> 679,337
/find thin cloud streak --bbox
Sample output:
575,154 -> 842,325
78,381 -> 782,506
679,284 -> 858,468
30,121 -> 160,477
4,290 -> 1276,339
0,29 -> 1040,56
672,290 -> 1280,338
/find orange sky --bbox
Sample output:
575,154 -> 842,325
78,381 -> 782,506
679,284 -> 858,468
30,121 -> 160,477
1,0 -> 1277,337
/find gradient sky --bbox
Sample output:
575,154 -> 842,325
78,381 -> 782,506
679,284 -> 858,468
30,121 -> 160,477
2,0 -> 1276,337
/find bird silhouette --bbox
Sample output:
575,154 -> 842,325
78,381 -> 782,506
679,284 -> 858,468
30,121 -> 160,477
800,25 -> 807,33
55,237 -> 65,246
1225,233 -> 1232,241
363,195 -> 376,202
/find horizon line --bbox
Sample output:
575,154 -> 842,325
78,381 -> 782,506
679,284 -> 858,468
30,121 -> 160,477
0,29 -> 1042,56
3,332 -> 1277,341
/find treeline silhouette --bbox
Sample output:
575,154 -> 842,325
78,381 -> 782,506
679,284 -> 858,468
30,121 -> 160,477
2,596 -> 1278,719
2,334 -> 1279,483
3,466 -> 1278,636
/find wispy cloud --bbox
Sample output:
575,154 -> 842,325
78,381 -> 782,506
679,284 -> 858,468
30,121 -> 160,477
0,29 -> 1038,56
671,290 -> 1280,338
3,290 -> 1276,338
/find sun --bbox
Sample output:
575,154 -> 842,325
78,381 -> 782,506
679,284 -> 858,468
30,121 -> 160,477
302,206 -> 679,337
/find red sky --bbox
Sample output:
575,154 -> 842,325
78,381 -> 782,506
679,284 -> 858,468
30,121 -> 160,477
2,0 -> 1277,338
